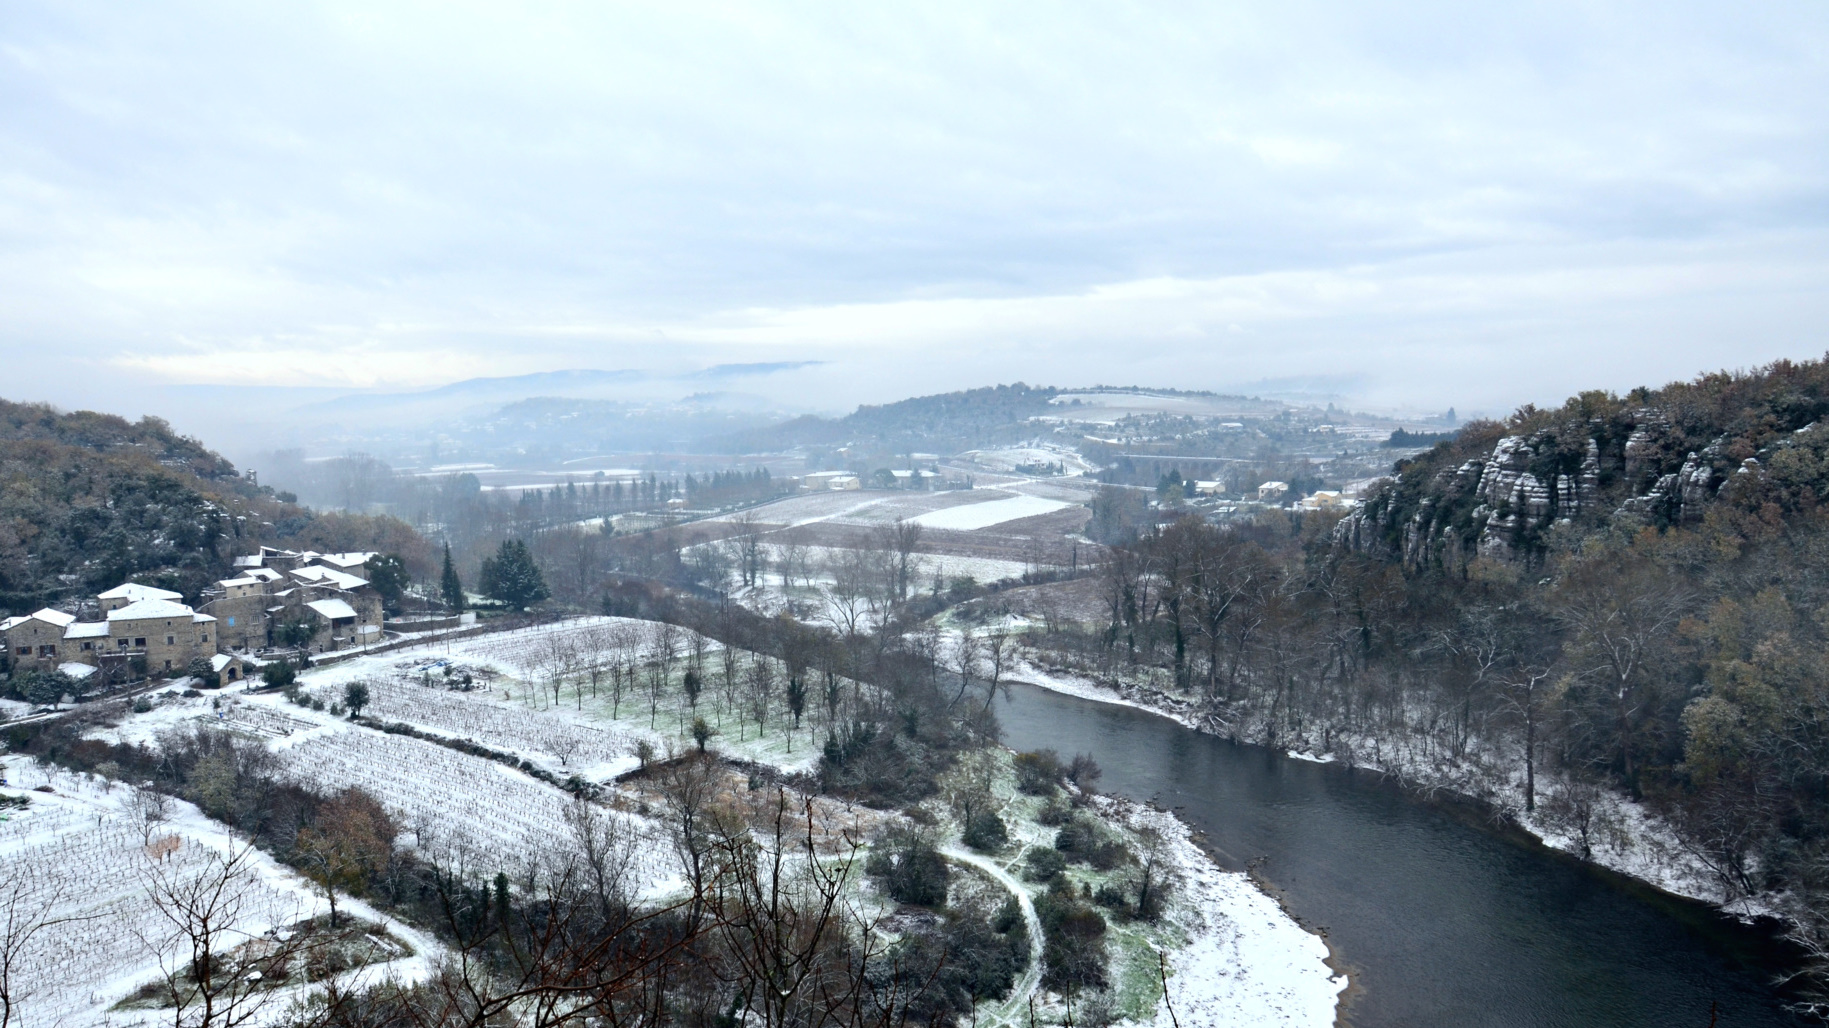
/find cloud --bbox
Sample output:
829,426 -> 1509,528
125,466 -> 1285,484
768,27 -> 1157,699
1,1 -> 1826,419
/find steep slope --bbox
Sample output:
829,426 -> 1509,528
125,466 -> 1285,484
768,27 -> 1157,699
0,400 -> 427,612
1338,356 -> 1829,567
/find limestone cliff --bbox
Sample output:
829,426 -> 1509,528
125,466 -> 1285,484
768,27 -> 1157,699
1336,358 -> 1829,567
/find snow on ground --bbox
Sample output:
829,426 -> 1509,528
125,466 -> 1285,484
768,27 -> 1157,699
272,724 -> 672,892
1104,799 -> 1347,1028
0,755 -> 437,1028
908,493 -> 1072,531
957,444 -> 1098,476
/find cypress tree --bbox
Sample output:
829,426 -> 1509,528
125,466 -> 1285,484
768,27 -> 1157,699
440,543 -> 465,612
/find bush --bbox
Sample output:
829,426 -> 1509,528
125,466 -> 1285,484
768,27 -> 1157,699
872,900 -> 1031,1024
1014,749 -> 1063,796
1035,884 -> 1110,991
962,810 -> 1009,853
261,660 -> 297,690
131,697 -> 153,714
866,827 -> 950,907
1054,817 -> 1132,871
1037,799 -> 1071,826
186,656 -> 216,684
1023,846 -> 1067,883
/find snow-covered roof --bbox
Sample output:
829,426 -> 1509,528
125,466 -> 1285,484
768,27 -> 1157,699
245,568 -> 283,582
192,613 -> 217,624
107,599 -> 196,621
1,608 -> 78,632
290,566 -> 368,590
233,555 -> 264,568
218,576 -> 262,589
57,662 -> 96,681
97,583 -> 183,603
315,552 -> 375,569
63,621 -> 109,639
306,598 -> 358,620
210,653 -> 242,672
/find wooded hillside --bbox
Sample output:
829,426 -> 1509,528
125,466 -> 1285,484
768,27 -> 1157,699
0,400 -> 429,612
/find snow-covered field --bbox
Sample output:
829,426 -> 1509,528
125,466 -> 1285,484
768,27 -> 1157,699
274,726 -> 674,891
714,485 -> 1085,533
908,492 -> 1072,531
0,756 -> 436,1028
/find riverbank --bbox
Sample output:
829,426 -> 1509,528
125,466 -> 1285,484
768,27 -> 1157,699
1005,654 -> 1779,925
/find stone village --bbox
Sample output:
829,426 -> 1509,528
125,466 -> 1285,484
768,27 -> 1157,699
0,547 -> 384,689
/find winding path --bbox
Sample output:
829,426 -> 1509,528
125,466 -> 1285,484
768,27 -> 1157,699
941,845 -> 1046,1027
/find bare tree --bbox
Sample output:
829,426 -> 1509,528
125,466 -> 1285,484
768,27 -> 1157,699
777,531 -> 813,592
136,842 -> 315,1028
876,520 -> 924,604
708,788 -> 880,1028
747,657 -> 776,738
733,514 -> 767,590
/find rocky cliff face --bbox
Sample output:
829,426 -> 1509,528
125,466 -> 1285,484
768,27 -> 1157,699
1336,372 -> 1829,567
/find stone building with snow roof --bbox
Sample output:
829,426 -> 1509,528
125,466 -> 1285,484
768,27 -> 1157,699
202,549 -> 384,653
5,588 -> 218,680
104,598 -> 217,675
96,582 -> 184,613
1,608 -> 78,671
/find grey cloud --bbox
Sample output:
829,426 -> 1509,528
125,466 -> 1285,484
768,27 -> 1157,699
1,0 -> 1826,423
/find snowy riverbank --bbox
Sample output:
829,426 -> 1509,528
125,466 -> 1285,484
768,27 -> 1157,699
1005,658 -> 1775,924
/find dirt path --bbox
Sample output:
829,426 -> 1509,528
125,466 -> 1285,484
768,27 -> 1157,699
942,845 -> 1045,1027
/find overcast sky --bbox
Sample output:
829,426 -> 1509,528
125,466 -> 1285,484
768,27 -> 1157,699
3,1 -> 1827,419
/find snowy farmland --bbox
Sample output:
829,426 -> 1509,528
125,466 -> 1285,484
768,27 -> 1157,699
0,756 -> 431,1028
907,492 -> 1071,531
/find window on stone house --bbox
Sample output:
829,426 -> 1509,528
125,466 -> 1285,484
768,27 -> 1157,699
14,647 -> 27,656
165,635 -> 175,645
134,637 -> 146,647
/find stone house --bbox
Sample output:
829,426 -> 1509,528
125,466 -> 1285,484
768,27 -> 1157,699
203,550 -> 384,654
1,609 -> 77,671
104,599 -> 217,676
5,590 -> 217,681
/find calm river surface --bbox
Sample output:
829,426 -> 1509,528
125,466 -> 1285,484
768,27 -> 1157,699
997,681 -> 1804,1028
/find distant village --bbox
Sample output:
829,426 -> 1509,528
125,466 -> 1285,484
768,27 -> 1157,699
1,547 -> 389,690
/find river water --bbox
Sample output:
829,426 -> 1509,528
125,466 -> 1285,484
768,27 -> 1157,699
996,681 -> 1805,1028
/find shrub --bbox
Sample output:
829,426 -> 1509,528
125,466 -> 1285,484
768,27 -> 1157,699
261,660 -> 297,690
872,900 -> 1031,1023
866,827 -> 950,907
962,811 -> 1008,853
1014,749 -> 1064,795
186,656 -> 216,684
1035,884 -> 1109,991
1054,817 -> 1132,871
1023,846 -> 1067,883
131,697 -> 153,714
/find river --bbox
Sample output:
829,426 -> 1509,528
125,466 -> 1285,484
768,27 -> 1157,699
996,680 -> 1806,1028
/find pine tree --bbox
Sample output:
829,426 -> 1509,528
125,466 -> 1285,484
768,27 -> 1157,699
478,539 -> 549,610
440,543 -> 465,612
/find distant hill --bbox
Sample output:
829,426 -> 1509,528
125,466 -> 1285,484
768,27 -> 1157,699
1339,356 -> 1829,567
0,400 -> 428,613
705,382 -> 1061,453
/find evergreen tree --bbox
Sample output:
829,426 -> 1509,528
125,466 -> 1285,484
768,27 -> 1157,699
440,543 -> 465,612
478,539 -> 549,610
